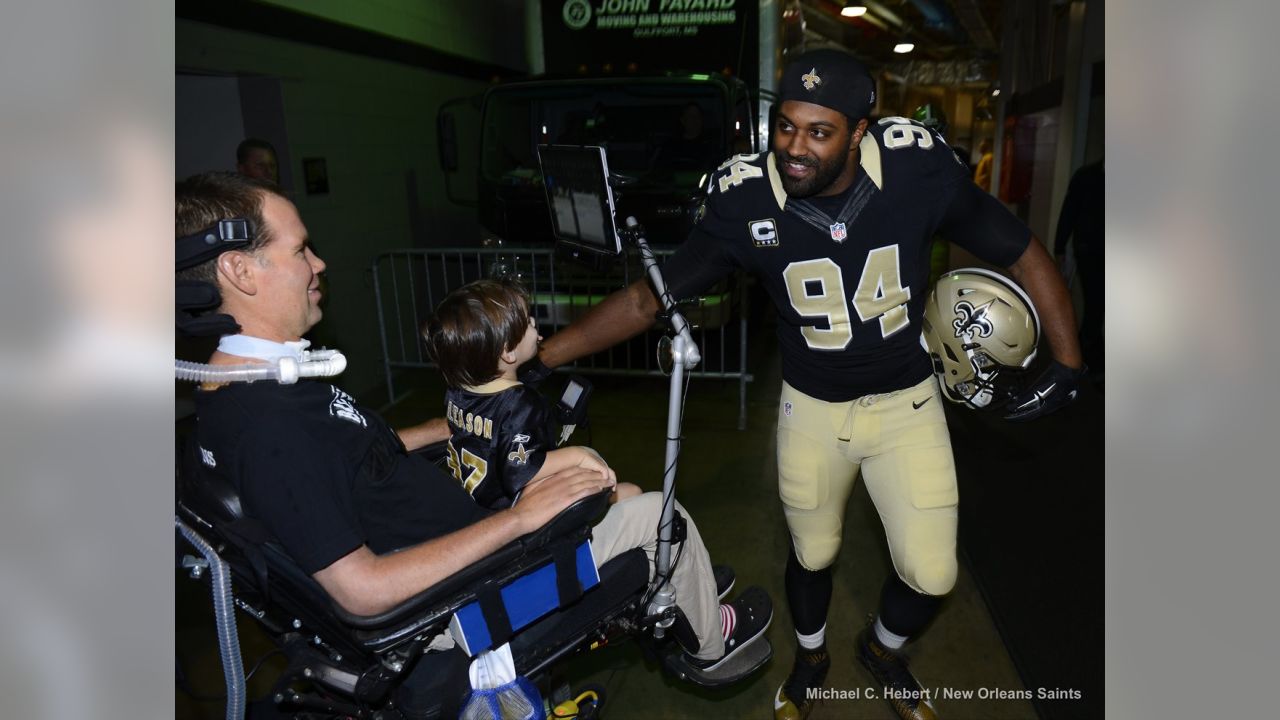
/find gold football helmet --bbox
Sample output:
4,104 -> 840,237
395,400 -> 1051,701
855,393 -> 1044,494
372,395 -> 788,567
921,268 -> 1040,409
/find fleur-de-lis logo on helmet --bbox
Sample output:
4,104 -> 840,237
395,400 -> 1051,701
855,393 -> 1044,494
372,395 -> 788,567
952,300 -> 995,339
802,68 -> 822,91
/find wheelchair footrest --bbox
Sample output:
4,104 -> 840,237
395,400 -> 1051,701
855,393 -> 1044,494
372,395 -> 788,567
660,638 -> 772,688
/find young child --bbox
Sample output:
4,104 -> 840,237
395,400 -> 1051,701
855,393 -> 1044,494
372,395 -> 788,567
424,279 -> 641,510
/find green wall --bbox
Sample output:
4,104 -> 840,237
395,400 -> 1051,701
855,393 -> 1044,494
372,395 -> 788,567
256,0 -> 536,72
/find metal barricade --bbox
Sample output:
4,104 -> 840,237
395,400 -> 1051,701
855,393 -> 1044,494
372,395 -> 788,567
371,246 -> 753,429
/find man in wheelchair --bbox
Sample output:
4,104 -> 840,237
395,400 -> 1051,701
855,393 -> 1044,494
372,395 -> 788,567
176,172 -> 772,718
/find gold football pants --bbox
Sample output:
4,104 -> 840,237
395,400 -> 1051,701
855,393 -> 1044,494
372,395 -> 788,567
776,376 -> 959,596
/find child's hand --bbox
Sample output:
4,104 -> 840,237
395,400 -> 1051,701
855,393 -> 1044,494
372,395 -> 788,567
572,446 -> 617,487
609,482 -> 643,504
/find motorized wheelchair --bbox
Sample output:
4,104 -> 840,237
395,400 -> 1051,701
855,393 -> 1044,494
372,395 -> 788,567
175,146 -> 769,719
176,435 -> 769,719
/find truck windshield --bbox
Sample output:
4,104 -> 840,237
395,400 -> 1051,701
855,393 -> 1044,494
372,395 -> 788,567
481,82 -> 729,194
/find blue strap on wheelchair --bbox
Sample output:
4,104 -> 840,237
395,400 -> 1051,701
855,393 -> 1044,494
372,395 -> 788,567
450,539 -> 599,656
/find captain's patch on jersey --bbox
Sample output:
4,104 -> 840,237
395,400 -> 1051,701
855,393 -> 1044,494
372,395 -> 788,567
749,219 -> 779,247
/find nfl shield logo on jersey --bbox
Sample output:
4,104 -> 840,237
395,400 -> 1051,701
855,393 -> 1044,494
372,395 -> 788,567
829,222 -> 847,243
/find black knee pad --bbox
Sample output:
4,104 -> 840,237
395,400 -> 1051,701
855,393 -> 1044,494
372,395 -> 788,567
878,573 -> 943,639
785,544 -> 833,635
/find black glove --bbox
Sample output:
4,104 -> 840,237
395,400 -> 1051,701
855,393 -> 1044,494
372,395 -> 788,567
517,355 -> 554,387
1004,360 -> 1085,422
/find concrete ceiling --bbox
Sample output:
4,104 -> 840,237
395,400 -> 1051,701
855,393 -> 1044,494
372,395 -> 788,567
796,0 -> 1007,84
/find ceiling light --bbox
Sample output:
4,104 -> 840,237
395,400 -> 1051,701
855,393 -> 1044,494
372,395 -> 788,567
991,88 -> 1001,97
841,5 -> 867,16
893,43 -> 915,54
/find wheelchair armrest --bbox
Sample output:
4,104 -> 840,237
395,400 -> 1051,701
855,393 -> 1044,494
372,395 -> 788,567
334,488 -> 614,631
517,487 -> 611,551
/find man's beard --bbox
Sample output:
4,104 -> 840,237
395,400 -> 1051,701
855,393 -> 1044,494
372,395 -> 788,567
773,142 -> 851,199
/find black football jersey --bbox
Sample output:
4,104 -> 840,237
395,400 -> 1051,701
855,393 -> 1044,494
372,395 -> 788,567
444,380 -> 558,510
663,117 -> 1032,402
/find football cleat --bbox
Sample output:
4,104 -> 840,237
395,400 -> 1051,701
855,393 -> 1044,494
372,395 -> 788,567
773,644 -> 830,720
856,628 -> 938,720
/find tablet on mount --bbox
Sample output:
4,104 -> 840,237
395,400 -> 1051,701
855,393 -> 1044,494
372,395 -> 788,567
536,145 -> 623,257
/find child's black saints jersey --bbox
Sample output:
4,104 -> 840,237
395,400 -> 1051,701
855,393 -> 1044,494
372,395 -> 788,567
663,117 -> 1032,402
444,380 -> 558,510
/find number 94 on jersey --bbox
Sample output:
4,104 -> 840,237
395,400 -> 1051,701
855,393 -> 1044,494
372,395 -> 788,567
783,245 -> 912,349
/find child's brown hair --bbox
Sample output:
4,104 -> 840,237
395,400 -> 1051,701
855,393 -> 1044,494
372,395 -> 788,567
424,278 -> 533,388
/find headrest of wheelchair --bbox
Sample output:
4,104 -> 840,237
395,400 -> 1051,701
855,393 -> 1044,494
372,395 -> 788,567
177,279 -> 241,337
176,218 -> 252,337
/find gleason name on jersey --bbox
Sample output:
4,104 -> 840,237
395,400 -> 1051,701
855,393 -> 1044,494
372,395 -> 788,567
446,400 -> 494,440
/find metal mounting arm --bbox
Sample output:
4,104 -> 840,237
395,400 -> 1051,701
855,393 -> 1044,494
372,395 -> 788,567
620,216 -> 701,638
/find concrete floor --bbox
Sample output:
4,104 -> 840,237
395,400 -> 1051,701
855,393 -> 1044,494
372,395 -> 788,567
177,332 -> 1056,720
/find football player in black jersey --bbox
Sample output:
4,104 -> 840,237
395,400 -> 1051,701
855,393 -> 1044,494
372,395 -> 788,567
425,279 -> 639,510
526,50 -> 1084,720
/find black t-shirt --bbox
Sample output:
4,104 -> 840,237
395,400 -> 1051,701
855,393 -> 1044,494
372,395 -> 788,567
192,381 -> 489,574
662,117 -> 1032,401
443,380 -> 558,510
